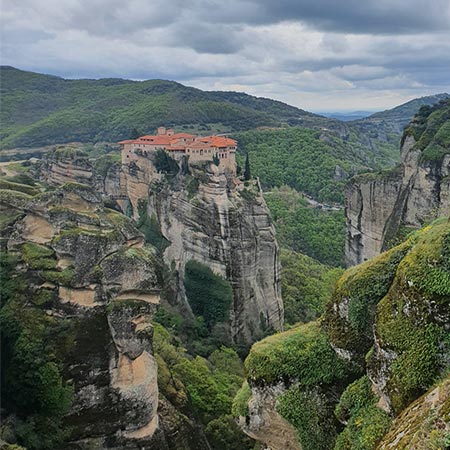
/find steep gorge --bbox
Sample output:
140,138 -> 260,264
236,217 -> 450,450
234,101 -> 450,450
346,99 -> 450,265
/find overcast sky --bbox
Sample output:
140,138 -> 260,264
2,0 -> 450,111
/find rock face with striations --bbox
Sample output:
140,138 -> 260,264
150,165 -> 283,343
345,99 -> 450,266
0,182 -> 209,450
36,141 -> 284,345
104,155 -> 284,344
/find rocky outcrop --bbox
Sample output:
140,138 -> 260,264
145,163 -> 283,343
0,183 -> 207,450
377,376 -> 450,450
239,383 -> 301,450
345,100 -> 450,266
100,153 -> 284,344
36,145 -> 283,343
38,145 -> 94,186
238,218 -> 450,450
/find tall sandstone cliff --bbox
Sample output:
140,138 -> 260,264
0,183 -> 210,450
346,100 -> 450,266
36,144 -> 283,344
104,155 -> 284,344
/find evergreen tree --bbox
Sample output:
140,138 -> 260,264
244,153 -> 251,180
130,128 -> 141,139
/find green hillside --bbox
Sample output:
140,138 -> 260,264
235,126 -> 398,204
0,66 -> 330,149
350,93 -> 449,144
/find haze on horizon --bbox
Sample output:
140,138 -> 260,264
1,0 -> 450,111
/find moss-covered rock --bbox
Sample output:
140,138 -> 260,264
245,321 -> 356,386
377,376 -> 450,450
323,240 -> 411,361
238,219 -> 450,450
370,221 -> 450,414
0,179 -> 39,196
243,322 -> 359,450
333,376 -> 391,450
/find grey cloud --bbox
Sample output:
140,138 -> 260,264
194,0 -> 450,34
1,0 -> 450,110
166,23 -> 244,54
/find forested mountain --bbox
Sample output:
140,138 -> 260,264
0,66 -> 332,149
350,93 -> 449,147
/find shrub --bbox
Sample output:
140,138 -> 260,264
232,381 -> 251,417
277,387 -> 337,450
153,149 -> 179,174
205,414 -> 254,450
245,321 -> 355,385
184,260 -> 232,328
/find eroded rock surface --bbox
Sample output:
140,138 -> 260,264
103,155 -> 284,344
0,183 -> 206,450
346,100 -> 450,266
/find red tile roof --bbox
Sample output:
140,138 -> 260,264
120,131 -> 236,152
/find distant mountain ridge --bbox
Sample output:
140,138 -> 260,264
320,111 -> 374,121
0,66 -> 332,149
351,93 -> 450,133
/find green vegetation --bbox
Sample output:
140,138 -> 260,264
351,94 -> 449,151
0,66 -> 321,149
0,210 -> 22,232
0,188 -> 32,207
92,152 -> 120,177
323,240 -> 412,357
373,221 -> 450,414
281,249 -> 343,324
243,153 -> 251,180
136,199 -> 170,253
153,148 -> 179,174
152,323 -> 253,450
333,376 -> 391,450
0,179 -> 39,196
186,175 -> 200,198
245,321 -> 355,385
377,376 -> 450,450
235,127 -> 396,204
53,146 -> 88,161
0,251 -> 73,449
231,381 -> 251,417
22,243 -> 56,270
277,387 -> 337,450
184,260 -> 232,328
238,219 -> 450,450
403,99 -> 450,162
265,187 -> 345,266
244,323 -> 356,450
154,304 -> 232,357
